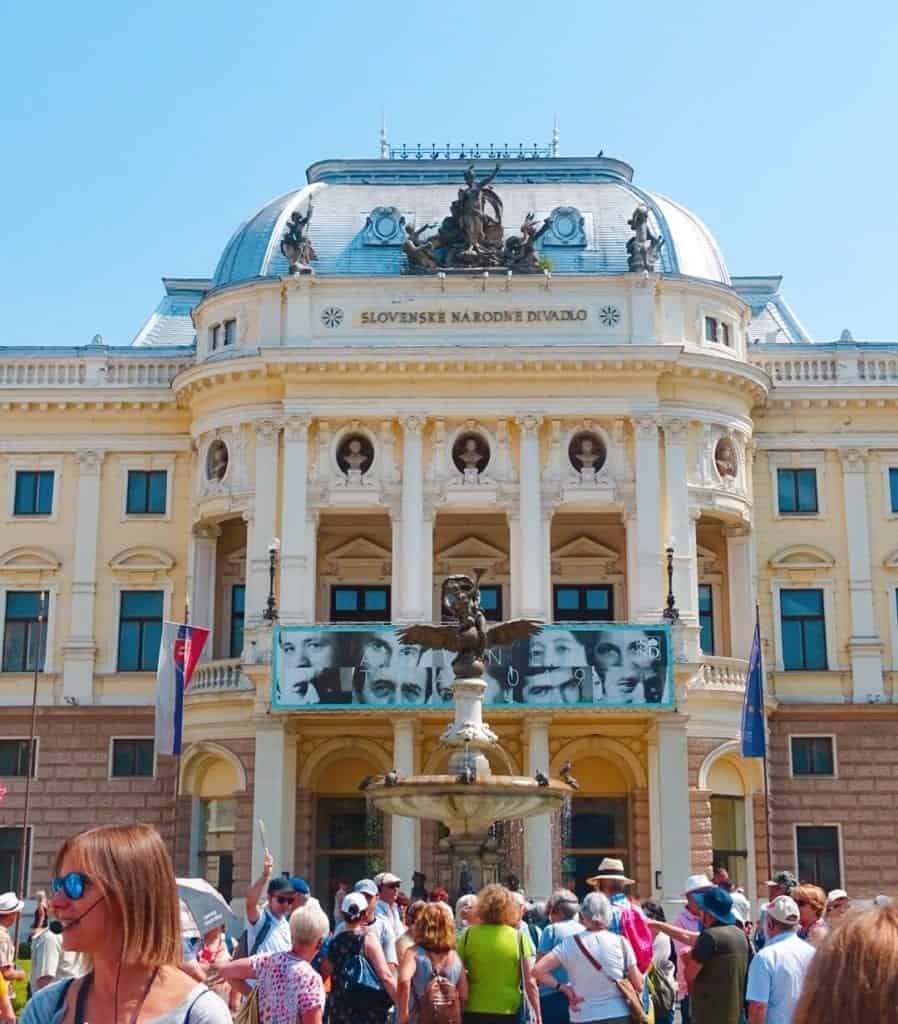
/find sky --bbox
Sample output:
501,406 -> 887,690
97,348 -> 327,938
2,0 -> 897,347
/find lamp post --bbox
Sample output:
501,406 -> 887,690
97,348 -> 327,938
662,540 -> 679,622
262,537 -> 280,623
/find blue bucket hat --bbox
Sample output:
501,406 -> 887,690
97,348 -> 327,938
692,885 -> 737,926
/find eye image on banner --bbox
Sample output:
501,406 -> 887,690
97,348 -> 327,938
272,623 -> 672,710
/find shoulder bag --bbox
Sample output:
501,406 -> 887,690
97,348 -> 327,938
573,933 -> 650,1024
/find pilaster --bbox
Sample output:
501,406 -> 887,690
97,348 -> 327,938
189,524 -> 219,656
725,525 -> 754,659
280,416 -> 313,624
251,720 -> 297,877
651,715 -> 692,918
663,419 -> 698,625
524,715 -> 553,901
246,420 -> 280,627
396,416 -> 426,622
391,719 -> 420,884
632,418 -> 663,621
516,414 -> 548,620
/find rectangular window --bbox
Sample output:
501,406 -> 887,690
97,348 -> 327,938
223,319 -> 237,346
478,585 -> 503,623
553,585 -> 614,622
126,470 -> 167,515
777,468 -> 819,514
704,316 -> 718,342
890,468 -> 898,514
210,324 -> 220,350
791,736 -> 835,776
110,738 -> 154,777
780,589 -> 827,670
711,795 -> 748,889
0,827 -> 30,893
796,825 -> 841,893
2,592 -> 47,673
229,584 -> 245,659
117,591 -> 164,671
330,586 -> 391,623
0,739 -> 36,778
561,796 -> 629,898
720,322 -> 731,346
698,584 -> 715,654
13,470 -> 54,516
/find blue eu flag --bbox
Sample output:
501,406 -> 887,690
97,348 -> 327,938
741,614 -> 766,758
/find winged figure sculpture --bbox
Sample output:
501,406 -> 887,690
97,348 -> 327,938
397,570 -> 541,675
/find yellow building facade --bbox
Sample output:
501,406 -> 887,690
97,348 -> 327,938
1,152 -> 896,909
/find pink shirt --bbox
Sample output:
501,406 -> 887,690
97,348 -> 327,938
251,951 -> 326,1023
672,907 -> 701,999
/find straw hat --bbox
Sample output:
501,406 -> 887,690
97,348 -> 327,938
586,857 -> 635,887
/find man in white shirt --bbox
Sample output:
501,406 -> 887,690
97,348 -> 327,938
237,851 -> 293,993
373,872 -> 404,941
30,924 -> 87,991
746,895 -> 816,1024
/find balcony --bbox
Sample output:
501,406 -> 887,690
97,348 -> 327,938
0,346 -> 195,390
692,656 -> 749,693
748,343 -> 898,386
187,658 -> 253,695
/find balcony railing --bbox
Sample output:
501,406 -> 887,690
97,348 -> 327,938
0,349 -> 194,389
693,656 -> 749,692
187,658 -> 253,694
748,345 -> 898,386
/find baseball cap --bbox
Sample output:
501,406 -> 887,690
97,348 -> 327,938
768,895 -> 800,925
353,878 -> 378,897
766,871 -> 798,892
378,873 -> 401,887
289,877 -> 311,895
827,889 -> 849,903
341,892 -> 369,920
267,876 -> 294,896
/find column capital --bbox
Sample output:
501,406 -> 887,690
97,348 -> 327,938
392,717 -> 419,739
193,522 -> 222,540
839,447 -> 869,472
515,413 -> 543,435
524,713 -> 553,737
75,450 -> 105,474
632,417 -> 659,440
663,418 -> 689,442
283,415 -> 312,442
254,419 -> 281,444
399,414 -> 425,436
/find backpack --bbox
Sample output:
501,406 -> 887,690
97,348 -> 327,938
617,904 -> 654,974
234,910 -> 273,960
418,950 -> 461,1024
336,933 -> 391,1011
647,962 -> 677,1016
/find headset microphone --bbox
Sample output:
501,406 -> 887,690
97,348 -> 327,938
49,897 -> 104,934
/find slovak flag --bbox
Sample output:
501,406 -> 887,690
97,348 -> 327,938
740,611 -> 766,758
154,622 -> 210,757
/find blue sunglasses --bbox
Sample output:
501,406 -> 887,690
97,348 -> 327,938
51,872 -> 90,900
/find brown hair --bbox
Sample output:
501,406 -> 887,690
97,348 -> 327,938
54,824 -> 181,967
405,900 -> 427,928
793,905 -> 898,1024
413,902 -> 455,952
792,884 -> 826,917
476,884 -> 518,927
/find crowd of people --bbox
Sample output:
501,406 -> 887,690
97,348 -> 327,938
0,825 -> 895,1023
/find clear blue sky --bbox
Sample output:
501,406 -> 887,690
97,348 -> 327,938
2,0 -> 896,347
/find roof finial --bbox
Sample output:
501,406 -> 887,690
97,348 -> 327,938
551,114 -> 559,158
380,111 -> 389,159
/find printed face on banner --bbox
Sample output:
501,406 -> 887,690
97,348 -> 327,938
272,623 -> 673,710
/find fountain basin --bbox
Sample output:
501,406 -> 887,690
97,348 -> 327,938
366,774 -> 569,837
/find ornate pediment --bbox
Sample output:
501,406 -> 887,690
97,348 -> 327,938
323,536 -> 391,574
435,535 -> 507,572
551,536 -> 620,573
109,546 -> 176,573
769,545 -> 834,571
0,547 -> 60,574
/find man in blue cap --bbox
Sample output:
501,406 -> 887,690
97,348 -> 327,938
683,885 -> 752,1024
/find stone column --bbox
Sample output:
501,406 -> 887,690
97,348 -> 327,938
189,525 -> 218,656
840,449 -> 885,700
421,498 -> 435,621
663,420 -> 698,624
726,526 -> 754,659
251,721 -> 298,877
524,716 -> 553,901
632,418 -> 663,621
246,421 -> 280,626
396,416 -> 425,622
391,719 -> 419,882
652,716 -> 692,918
507,501 -> 522,618
279,416 -> 312,624
62,450 -> 105,703
516,415 -> 548,619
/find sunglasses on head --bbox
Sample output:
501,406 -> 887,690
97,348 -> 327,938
51,872 -> 90,900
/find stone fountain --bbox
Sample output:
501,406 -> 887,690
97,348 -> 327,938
364,572 -> 571,893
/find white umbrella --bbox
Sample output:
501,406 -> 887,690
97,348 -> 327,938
177,877 -> 240,936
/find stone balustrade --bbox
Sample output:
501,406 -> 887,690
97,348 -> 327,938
187,658 -> 253,694
749,344 -> 898,386
0,349 -> 194,389
694,656 -> 749,692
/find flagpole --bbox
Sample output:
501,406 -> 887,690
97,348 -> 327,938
14,591 -> 45,956
170,601 -> 189,876
758,604 -> 774,884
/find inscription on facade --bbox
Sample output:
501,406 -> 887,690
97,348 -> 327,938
355,307 -> 590,327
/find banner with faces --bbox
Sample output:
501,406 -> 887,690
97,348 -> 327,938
271,623 -> 673,710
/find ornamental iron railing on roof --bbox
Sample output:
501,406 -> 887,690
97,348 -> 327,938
387,142 -> 555,161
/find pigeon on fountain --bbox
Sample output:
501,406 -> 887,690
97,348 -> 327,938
560,761 -> 580,790
384,769 -> 401,787
358,775 -> 379,791
534,770 -> 550,787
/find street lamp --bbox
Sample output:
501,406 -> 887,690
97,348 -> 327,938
662,539 -> 679,622
263,537 -> 280,623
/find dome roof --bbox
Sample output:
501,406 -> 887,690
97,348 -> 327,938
212,157 -> 729,289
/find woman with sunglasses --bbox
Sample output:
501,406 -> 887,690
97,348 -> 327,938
21,823 -> 231,1023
